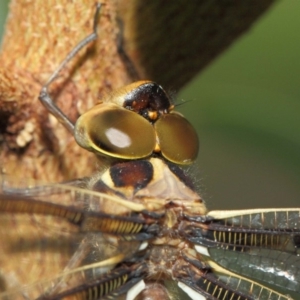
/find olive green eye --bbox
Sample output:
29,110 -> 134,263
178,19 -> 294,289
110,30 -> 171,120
155,112 -> 199,165
74,103 -> 156,159
73,81 -> 199,164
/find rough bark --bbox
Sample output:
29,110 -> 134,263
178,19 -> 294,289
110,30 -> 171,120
0,0 -> 275,183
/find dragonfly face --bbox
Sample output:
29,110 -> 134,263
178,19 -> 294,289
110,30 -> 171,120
1,4 -> 300,300
74,80 -> 199,164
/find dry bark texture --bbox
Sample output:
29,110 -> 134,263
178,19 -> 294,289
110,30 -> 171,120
0,0 -> 274,183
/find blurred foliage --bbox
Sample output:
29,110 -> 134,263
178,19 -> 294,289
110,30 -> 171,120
180,1 -> 300,209
0,1 -> 299,209
0,0 -> 8,44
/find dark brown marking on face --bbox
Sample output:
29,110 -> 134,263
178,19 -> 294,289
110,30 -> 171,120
110,160 -> 154,191
123,82 -> 172,119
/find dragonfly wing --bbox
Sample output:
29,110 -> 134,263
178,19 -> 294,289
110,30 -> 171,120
183,208 -> 300,298
209,247 -> 299,299
174,252 -> 294,300
0,212 -> 81,298
0,176 -> 151,299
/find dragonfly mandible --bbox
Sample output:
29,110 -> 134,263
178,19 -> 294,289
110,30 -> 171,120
0,4 -> 300,300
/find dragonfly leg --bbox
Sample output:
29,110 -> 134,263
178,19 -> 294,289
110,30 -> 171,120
38,3 -> 101,134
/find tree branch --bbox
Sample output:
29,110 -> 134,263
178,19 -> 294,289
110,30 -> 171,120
0,0 -> 274,182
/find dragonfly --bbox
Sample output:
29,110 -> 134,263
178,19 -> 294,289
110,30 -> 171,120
0,4 -> 300,300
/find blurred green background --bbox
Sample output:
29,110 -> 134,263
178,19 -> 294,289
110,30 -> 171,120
0,1 -> 8,40
0,1 -> 299,210
179,1 -> 300,210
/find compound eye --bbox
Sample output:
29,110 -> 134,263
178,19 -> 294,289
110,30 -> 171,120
74,103 -> 156,159
155,112 -> 199,165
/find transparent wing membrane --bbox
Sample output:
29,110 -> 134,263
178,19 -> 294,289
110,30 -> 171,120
0,176 -> 147,299
209,247 -> 300,298
182,208 -> 300,299
1,174 -> 300,299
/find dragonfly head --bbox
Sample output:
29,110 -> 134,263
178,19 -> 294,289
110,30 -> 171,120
74,81 -> 199,165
